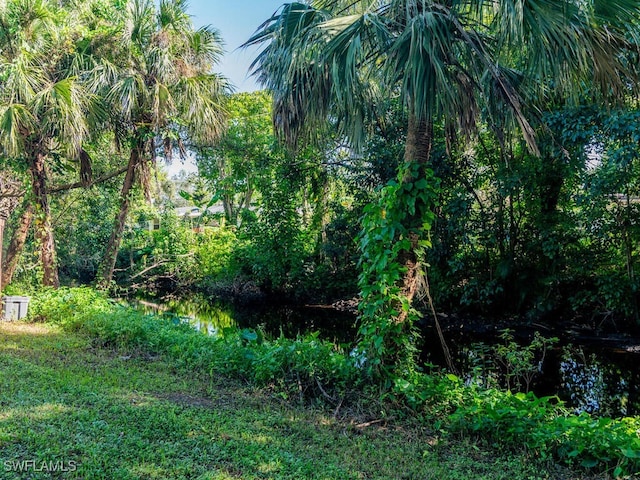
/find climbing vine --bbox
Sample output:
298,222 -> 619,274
357,162 -> 439,380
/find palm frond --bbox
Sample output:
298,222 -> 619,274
3,54 -> 47,104
129,0 -> 155,46
107,74 -> 146,121
190,25 -> 225,67
33,77 -> 91,152
158,0 -> 191,31
0,103 -> 35,156
176,74 -> 228,143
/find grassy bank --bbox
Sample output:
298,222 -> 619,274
1,320 -> 586,480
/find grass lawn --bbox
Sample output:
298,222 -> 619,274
0,321 -> 595,479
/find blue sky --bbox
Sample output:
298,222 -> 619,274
186,0 -> 285,92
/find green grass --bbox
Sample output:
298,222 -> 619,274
0,321 -> 589,480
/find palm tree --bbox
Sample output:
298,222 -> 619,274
247,0 -> 640,371
95,0 -> 229,287
0,0 -> 100,287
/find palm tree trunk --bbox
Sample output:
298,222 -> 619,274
29,150 -> 59,288
2,202 -> 33,288
396,115 -> 433,324
404,115 -> 433,167
97,144 -> 142,288
0,215 -> 5,293
399,115 -> 455,372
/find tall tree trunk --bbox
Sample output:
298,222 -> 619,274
238,172 -> 253,226
29,149 -> 59,288
222,193 -> 234,225
396,115 -> 433,324
97,144 -> 142,288
404,115 -> 433,168
0,173 -> 22,292
0,215 -> 5,293
399,115 -> 455,372
2,203 -> 33,288
217,156 -> 235,225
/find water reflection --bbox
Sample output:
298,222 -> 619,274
134,296 -> 235,337
456,338 -> 636,417
133,296 -> 639,417
132,295 -> 358,343
558,347 -> 630,416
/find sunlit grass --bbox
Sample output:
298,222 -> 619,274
0,321 -> 590,479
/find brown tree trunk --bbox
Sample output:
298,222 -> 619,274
2,203 -> 33,288
222,193 -> 234,226
396,115 -> 433,324
404,115 -> 432,167
97,144 -> 143,288
0,215 -> 5,293
399,115 -> 455,372
29,149 -> 59,288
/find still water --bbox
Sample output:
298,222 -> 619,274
135,295 -> 640,417
134,295 -> 358,343
425,326 -> 640,417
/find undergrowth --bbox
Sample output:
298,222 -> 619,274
27,287 -> 640,477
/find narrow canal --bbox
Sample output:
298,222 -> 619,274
133,294 -> 640,417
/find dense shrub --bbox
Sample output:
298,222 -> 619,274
28,287 -> 113,325
395,370 -> 640,475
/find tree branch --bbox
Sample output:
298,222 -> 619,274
50,165 -> 129,193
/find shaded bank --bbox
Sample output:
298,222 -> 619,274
136,294 -> 640,417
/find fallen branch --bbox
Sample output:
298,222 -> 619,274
354,418 -> 389,429
314,376 -> 337,404
128,260 -> 170,280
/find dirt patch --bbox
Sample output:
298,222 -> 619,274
0,321 -> 57,337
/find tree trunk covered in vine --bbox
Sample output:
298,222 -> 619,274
396,115 -> 433,324
2,202 -> 33,288
28,147 -> 59,288
97,142 -> 143,288
399,115 -> 455,371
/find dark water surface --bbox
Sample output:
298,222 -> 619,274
422,320 -> 640,417
134,295 -> 358,343
135,295 -> 640,417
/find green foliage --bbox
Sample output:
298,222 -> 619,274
117,210 -> 196,291
396,370 -> 640,475
236,171 -> 313,294
28,286 -> 112,325
32,288 -> 359,402
0,321 -> 574,480
193,90 -> 364,300
230,143 -> 355,299
196,227 -> 238,279
409,103 -> 640,325
249,332 -> 358,401
26,287 -> 640,476
54,184 -> 121,284
197,91 -> 274,226
178,180 -> 220,228
357,162 -> 439,378
115,206 -> 239,293
469,330 -> 559,393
